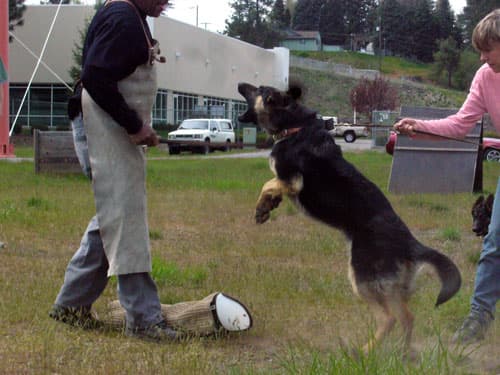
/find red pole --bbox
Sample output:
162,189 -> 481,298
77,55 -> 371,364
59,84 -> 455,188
0,0 -> 15,157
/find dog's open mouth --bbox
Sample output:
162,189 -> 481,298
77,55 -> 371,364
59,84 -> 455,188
237,82 -> 316,136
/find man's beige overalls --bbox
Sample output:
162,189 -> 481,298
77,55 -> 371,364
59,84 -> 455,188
81,23 -> 157,277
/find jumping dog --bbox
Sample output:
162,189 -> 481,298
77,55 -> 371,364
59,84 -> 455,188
237,82 -> 461,354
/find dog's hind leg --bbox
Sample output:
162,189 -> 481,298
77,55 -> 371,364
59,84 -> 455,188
362,298 -> 396,354
389,299 -> 414,356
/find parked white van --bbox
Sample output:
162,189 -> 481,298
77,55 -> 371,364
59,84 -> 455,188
167,118 -> 236,154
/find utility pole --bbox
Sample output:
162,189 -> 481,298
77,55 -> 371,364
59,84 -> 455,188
0,0 -> 14,158
378,0 -> 382,73
189,5 -> 199,27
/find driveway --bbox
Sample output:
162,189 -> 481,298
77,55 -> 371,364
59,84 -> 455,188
210,138 -> 376,159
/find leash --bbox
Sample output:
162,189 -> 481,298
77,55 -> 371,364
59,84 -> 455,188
364,124 -> 482,147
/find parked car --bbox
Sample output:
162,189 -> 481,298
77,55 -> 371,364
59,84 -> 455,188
385,131 -> 500,162
322,116 -> 369,143
167,118 -> 235,155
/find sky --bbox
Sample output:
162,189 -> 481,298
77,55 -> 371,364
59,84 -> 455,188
24,0 -> 468,34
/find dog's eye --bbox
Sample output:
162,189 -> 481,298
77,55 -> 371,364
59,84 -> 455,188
266,96 -> 275,104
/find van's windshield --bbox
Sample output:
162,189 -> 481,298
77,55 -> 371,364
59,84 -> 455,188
178,120 -> 209,130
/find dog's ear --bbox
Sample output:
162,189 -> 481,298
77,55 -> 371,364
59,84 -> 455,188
473,195 -> 484,208
485,194 -> 494,211
287,84 -> 302,101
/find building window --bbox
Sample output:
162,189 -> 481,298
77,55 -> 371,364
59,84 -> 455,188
152,89 -> 168,126
173,92 -> 198,124
9,84 -> 70,131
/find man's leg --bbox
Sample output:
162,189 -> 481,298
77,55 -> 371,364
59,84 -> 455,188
453,178 -> 500,344
50,216 -> 108,328
118,273 -> 178,340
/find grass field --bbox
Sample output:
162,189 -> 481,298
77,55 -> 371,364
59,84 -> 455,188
0,148 -> 498,374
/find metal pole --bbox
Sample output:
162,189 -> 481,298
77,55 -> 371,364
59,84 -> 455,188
0,0 -> 14,157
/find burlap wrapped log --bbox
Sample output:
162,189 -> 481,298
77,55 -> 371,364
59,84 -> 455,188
104,292 -> 221,336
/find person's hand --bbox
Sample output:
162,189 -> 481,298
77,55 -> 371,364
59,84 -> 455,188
130,122 -> 160,147
393,118 -> 417,136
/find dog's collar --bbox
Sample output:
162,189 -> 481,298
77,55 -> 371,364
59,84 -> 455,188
273,127 -> 302,141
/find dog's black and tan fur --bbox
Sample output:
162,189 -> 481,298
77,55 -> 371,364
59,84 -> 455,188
472,194 -> 494,237
238,82 -> 461,354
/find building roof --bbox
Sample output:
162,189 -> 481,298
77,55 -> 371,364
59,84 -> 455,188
282,30 -> 321,40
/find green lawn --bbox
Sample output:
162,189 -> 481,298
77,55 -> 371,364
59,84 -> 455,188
0,151 -> 498,374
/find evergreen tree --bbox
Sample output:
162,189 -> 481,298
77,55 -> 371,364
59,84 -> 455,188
412,0 -> 438,62
225,0 -> 279,48
434,0 -> 455,41
459,0 -> 499,45
292,0 -> 323,30
9,0 -> 26,42
453,48 -> 481,90
432,36 -> 461,87
68,1 -> 104,85
270,0 -> 290,29
377,0 -> 405,56
319,0 -> 348,45
68,18 -> 90,85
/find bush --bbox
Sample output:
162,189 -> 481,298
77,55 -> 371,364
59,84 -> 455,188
453,49 -> 481,91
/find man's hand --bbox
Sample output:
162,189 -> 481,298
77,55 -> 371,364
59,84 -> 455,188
130,122 -> 160,147
393,118 -> 417,136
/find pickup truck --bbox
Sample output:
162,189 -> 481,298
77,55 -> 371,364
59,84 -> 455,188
322,116 -> 369,143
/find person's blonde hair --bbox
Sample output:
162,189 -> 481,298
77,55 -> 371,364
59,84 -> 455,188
472,9 -> 500,51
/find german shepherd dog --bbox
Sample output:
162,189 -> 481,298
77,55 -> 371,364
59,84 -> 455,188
472,194 -> 494,237
237,82 -> 461,354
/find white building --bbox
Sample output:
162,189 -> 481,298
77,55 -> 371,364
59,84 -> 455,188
8,5 -> 289,130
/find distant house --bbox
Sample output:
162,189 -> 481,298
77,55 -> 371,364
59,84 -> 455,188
280,30 -> 322,51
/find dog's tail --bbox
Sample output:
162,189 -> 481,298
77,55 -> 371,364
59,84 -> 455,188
415,244 -> 461,307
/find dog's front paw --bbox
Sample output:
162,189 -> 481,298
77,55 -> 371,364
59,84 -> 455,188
255,195 -> 282,224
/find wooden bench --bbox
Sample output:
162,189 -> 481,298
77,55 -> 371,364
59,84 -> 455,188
34,130 -> 81,174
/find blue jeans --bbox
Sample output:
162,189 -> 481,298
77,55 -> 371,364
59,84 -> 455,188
55,117 -> 164,329
471,177 -> 500,319
54,216 -> 164,329
71,114 -> 92,179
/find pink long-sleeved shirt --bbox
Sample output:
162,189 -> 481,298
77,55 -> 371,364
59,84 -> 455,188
415,63 -> 500,137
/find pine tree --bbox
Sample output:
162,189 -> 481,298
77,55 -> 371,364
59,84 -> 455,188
292,0 -> 323,30
9,0 -> 26,42
270,0 -> 290,29
378,0 -> 405,56
459,0 -> 499,45
225,0 -> 279,48
319,0 -> 348,45
412,0 -> 438,62
435,0 -> 455,40
433,36 -> 461,87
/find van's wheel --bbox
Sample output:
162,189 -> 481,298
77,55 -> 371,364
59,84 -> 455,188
344,131 -> 356,143
223,140 -> 231,152
200,139 -> 210,154
169,146 -> 180,155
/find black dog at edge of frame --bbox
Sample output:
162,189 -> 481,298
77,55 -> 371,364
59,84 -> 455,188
472,194 -> 494,237
237,81 -> 462,355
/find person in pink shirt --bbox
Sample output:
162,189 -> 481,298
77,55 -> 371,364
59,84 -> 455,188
394,9 -> 500,345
